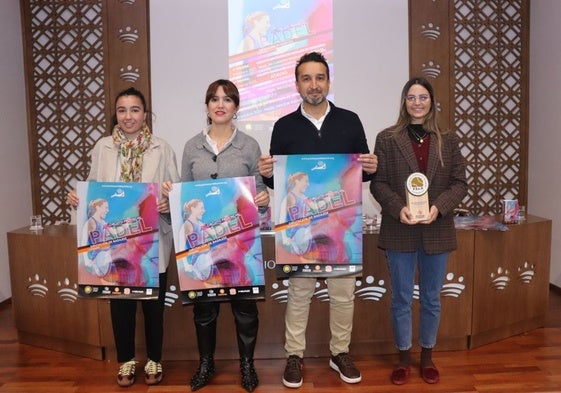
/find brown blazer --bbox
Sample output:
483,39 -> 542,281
370,127 -> 467,254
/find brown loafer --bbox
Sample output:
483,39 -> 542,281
421,365 -> 440,384
390,366 -> 410,385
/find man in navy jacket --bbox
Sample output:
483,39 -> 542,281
258,51 -> 377,388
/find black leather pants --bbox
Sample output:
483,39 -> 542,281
193,299 -> 259,358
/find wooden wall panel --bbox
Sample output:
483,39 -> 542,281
409,0 -> 529,215
21,1 -> 530,222
105,0 -> 151,129
20,0 -> 151,225
409,0 -> 452,132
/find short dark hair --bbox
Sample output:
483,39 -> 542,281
295,52 -> 330,81
205,79 -> 240,125
205,79 -> 240,107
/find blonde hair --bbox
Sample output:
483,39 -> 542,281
88,198 -> 107,217
287,172 -> 308,191
183,199 -> 203,220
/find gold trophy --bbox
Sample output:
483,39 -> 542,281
405,172 -> 429,222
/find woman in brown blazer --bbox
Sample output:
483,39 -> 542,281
370,77 -> 467,386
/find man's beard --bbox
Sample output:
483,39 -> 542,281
303,93 -> 325,106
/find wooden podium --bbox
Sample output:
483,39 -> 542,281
7,216 -> 551,361
7,225 -> 104,359
470,216 -> 552,347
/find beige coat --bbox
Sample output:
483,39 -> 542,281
87,135 -> 180,272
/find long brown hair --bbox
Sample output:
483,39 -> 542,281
390,77 -> 446,165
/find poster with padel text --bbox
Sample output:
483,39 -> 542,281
169,176 -> 265,304
76,181 -> 160,299
273,154 -> 362,277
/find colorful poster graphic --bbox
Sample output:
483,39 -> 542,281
273,154 -> 363,277
228,0 -> 333,132
169,176 -> 265,304
76,181 -> 160,299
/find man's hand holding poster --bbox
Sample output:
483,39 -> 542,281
273,154 -> 363,277
76,181 -> 160,299
169,176 -> 265,304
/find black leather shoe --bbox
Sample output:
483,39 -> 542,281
240,357 -> 259,392
190,355 -> 215,391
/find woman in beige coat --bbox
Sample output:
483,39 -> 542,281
67,87 -> 179,387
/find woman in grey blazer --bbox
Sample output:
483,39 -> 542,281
370,77 -> 467,386
175,79 -> 269,393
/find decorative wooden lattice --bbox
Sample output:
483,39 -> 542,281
453,0 -> 528,215
22,0 -> 108,224
22,0 -> 150,225
409,0 -> 528,216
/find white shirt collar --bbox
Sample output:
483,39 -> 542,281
300,101 -> 331,130
203,126 -> 237,155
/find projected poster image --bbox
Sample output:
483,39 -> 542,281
228,0 -> 333,132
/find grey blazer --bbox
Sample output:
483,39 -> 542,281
180,129 -> 267,194
370,128 -> 467,254
87,135 -> 180,272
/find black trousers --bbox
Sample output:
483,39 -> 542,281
193,299 -> 259,359
110,272 -> 167,363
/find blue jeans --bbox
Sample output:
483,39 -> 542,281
386,248 -> 449,350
